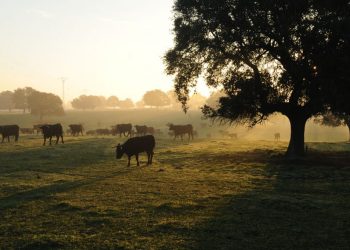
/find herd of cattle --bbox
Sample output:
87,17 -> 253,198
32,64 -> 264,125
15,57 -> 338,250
0,123 -> 197,145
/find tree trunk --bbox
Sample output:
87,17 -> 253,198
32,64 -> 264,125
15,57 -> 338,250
286,114 -> 308,158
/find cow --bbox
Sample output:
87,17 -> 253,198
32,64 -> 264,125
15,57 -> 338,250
86,130 -> 96,136
135,125 -> 147,136
20,128 -> 34,134
40,124 -> 64,146
146,126 -> 155,135
33,124 -> 46,134
69,124 -> 84,136
168,123 -> 194,140
115,135 -> 155,167
96,129 -> 111,135
112,123 -> 132,137
274,133 -> 281,141
0,125 -> 19,142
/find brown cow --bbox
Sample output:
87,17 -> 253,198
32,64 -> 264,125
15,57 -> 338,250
0,125 -> 19,142
168,124 -> 194,140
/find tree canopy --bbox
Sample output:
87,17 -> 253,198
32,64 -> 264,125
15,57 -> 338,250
165,0 -> 350,157
0,91 -> 14,111
27,91 -> 64,120
143,89 -> 171,108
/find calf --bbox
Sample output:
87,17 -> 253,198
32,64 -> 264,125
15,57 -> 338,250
69,124 -> 84,136
112,123 -> 132,137
168,124 -> 194,140
40,124 -> 64,145
115,135 -> 155,166
0,125 -> 19,142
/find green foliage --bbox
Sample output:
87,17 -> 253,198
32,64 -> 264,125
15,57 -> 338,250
143,89 -> 171,108
12,87 -> 35,112
71,95 -> 105,110
0,91 -> 14,111
27,91 -> 64,119
106,96 -> 119,108
118,98 -> 135,109
0,137 -> 349,249
165,0 -> 350,156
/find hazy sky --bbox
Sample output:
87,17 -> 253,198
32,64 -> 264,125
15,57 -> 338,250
0,0 -> 211,102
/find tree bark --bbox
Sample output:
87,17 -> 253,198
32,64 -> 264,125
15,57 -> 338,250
286,113 -> 308,158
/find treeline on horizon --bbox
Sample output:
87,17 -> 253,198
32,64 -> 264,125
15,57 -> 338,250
0,86 -> 223,115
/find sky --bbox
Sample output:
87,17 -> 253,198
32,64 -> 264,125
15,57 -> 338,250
0,0 -> 211,103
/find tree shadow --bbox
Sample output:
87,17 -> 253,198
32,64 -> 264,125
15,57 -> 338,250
166,150 -> 350,249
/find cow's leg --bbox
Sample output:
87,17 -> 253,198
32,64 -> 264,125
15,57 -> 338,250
7,136 -> 10,142
61,135 -> 64,144
55,135 -> 59,144
15,133 -> 19,142
1,135 -> 4,143
43,136 -> 46,146
49,136 -> 52,145
127,156 -> 131,167
146,152 -> 150,165
136,154 -> 140,166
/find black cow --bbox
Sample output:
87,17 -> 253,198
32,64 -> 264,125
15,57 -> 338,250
40,124 -> 64,145
135,125 -> 147,136
168,124 -> 194,140
96,129 -> 111,135
0,125 -> 19,142
69,124 -> 84,136
115,135 -> 155,166
112,123 -> 132,137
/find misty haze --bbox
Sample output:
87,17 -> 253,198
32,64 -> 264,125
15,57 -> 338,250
0,1 -> 349,249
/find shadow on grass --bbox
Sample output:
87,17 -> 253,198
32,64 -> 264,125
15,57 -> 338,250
0,138 -> 115,174
157,150 -> 350,250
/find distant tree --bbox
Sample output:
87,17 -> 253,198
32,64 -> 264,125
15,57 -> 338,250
118,98 -> 134,109
107,96 -> 119,108
188,93 -> 206,109
206,91 -> 225,109
27,91 -> 64,120
165,0 -> 350,157
143,89 -> 170,108
0,91 -> 14,111
136,100 -> 145,108
167,90 -> 182,110
12,87 -> 36,113
314,112 -> 350,142
71,95 -> 102,110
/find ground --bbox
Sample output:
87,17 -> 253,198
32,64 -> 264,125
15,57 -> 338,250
0,135 -> 349,249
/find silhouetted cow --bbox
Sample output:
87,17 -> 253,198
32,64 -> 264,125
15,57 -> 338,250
146,126 -> 155,135
135,125 -> 147,136
115,135 -> 155,166
168,124 -> 194,140
96,129 -> 111,135
69,124 -> 84,136
274,133 -> 281,141
40,124 -> 64,145
112,123 -> 132,137
0,125 -> 19,142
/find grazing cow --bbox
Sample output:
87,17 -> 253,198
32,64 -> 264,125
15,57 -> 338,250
115,135 -> 155,166
274,133 -> 281,141
86,130 -> 96,136
112,123 -> 132,137
69,124 -> 84,136
40,124 -> 64,145
33,124 -> 49,134
135,125 -> 147,136
168,123 -> 194,140
0,125 -> 19,142
20,128 -> 34,134
146,126 -> 155,135
96,129 -> 111,135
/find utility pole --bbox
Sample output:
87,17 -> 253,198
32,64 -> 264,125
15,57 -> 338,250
58,77 -> 67,103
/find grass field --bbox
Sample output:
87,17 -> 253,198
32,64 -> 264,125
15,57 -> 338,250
0,134 -> 349,249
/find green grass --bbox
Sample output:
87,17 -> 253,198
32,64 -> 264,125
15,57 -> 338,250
0,135 -> 350,249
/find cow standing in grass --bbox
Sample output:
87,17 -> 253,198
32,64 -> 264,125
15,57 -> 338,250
115,135 -> 155,166
40,124 -> 64,145
69,124 -> 84,136
112,123 -> 132,137
168,124 -> 194,140
274,133 -> 281,141
0,125 -> 19,142
135,125 -> 147,136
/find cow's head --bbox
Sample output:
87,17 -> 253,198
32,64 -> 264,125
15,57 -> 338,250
39,125 -> 49,131
167,123 -> 174,130
115,143 -> 124,159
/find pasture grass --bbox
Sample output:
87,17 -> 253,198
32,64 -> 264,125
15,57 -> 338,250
0,135 -> 349,249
